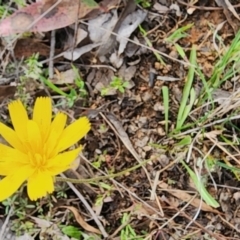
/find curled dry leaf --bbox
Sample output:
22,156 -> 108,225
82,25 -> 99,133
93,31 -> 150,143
60,206 -> 102,235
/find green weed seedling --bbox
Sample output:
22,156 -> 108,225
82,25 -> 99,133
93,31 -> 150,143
23,53 -> 43,80
101,76 -> 129,96
40,65 -> 88,107
61,225 -> 100,240
71,64 -> 88,98
135,0 -> 151,8
120,213 -> 145,240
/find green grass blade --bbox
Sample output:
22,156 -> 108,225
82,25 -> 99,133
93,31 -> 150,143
176,45 -> 197,129
162,86 -> 169,133
181,160 -> 220,208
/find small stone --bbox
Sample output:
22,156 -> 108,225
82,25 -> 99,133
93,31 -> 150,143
153,102 -> 164,111
142,91 -> 152,102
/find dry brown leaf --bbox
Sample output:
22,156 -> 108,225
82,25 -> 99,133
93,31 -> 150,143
14,38 -> 53,58
158,182 -> 221,214
0,86 -> 16,102
60,206 -> 102,235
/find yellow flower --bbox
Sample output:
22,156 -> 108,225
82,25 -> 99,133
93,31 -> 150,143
0,97 -> 90,201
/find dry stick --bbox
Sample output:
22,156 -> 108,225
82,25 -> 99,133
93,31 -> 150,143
101,112 -> 154,193
0,205 -> 14,239
181,211 -> 225,240
158,193 -> 197,230
175,114 -> 240,137
60,173 -> 108,238
218,214 -> 240,234
206,135 -> 240,165
49,30 -> 56,79
80,154 -> 167,219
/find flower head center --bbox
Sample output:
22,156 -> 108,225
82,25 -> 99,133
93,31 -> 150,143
28,152 -> 47,169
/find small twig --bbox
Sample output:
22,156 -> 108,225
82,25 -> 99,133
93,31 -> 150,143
60,173 -> 108,238
0,205 -> 14,239
175,115 -> 240,137
159,193 -> 197,230
49,30 -> 56,79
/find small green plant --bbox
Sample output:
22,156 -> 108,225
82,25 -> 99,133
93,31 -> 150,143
2,193 -> 38,236
135,0 -> 151,8
71,64 -> 88,98
101,76 -> 129,96
40,65 -> 88,107
61,226 -> 81,239
61,225 -> 98,240
16,53 -> 43,103
92,150 -> 108,168
17,53 -> 88,107
23,53 -> 43,80
120,213 -> 145,240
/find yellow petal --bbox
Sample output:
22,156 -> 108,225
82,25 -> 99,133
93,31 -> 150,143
0,162 -> 24,176
8,100 -> 28,142
27,170 -> 54,201
0,166 -> 34,201
45,113 -> 67,158
47,147 -> 82,175
0,144 -> 29,175
33,97 -> 52,141
27,120 -> 42,153
0,122 -> 26,152
0,143 -> 28,163
57,117 -> 90,152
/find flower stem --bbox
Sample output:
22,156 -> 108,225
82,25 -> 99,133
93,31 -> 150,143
56,159 -> 150,184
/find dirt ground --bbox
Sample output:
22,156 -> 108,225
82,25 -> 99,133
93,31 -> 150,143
1,0 -> 240,239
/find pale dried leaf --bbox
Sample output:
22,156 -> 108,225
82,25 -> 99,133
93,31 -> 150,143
88,10 -> 118,43
117,9 -> 147,55
153,3 -> 169,13
63,43 -> 101,61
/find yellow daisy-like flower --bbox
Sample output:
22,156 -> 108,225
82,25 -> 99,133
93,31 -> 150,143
0,97 -> 90,201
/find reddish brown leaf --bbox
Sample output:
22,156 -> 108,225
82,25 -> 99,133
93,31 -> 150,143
14,38 -> 53,58
0,86 -> 16,102
0,0 -> 100,36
